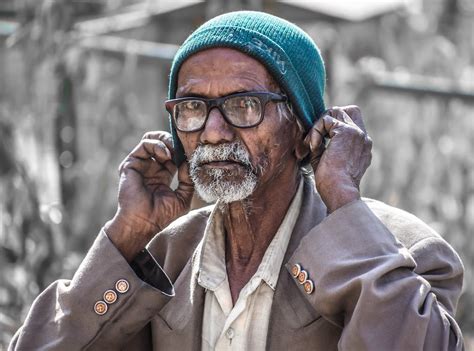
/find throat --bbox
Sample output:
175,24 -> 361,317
221,173 -> 302,304
223,205 -> 276,305
226,257 -> 261,305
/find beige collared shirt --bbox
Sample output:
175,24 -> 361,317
197,179 -> 304,351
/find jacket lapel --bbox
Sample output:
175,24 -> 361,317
153,175 -> 329,351
266,176 -> 328,348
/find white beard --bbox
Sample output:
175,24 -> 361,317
189,141 -> 258,203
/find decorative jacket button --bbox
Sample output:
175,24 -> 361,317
104,289 -> 118,304
291,264 -> 301,278
303,280 -> 314,294
297,270 -> 308,284
116,279 -> 130,294
94,301 -> 108,315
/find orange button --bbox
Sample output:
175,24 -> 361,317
94,301 -> 108,315
303,280 -> 314,294
291,264 -> 301,278
104,289 -> 117,304
297,270 -> 308,284
115,279 -> 130,294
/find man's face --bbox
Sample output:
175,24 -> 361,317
176,48 -> 302,203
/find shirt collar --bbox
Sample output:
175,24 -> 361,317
197,177 -> 304,291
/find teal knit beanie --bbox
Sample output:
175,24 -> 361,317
168,11 -> 326,165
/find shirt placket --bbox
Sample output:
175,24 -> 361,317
216,275 -> 263,348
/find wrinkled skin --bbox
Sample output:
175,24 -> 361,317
305,106 -> 373,213
105,131 -> 194,262
105,48 -> 372,302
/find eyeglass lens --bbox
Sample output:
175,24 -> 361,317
174,95 -> 262,131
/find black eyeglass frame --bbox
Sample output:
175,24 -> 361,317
165,91 -> 288,132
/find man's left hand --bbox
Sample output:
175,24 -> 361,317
304,105 -> 372,213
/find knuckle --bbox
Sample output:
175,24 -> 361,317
121,160 -> 132,170
322,115 -> 333,123
142,132 -> 152,140
143,131 -> 171,140
142,131 -> 162,140
346,105 -> 361,113
160,131 -> 172,139
345,124 -> 362,137
153,139 -> 166,151
366,135 -> 373,146
142,138 -> 157,148
325,108 -> 336,118
118,157 -> 131,172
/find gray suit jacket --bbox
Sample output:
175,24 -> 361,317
9,177 -> 464,350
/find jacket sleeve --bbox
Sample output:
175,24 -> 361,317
286,200 -> 464,351
8,230 -> 174,351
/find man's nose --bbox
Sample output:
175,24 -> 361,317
200,108 -> 235,144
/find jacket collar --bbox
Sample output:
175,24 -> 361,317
157,174 -> 327,344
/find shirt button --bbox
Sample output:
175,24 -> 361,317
225,327 -> 235,339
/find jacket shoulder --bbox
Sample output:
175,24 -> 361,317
146,205 -> 213,281
363,198 -> 464,313
363,198 -> 443,249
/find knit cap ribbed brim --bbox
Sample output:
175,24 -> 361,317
168,11 -> 326,165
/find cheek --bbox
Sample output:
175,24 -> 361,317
258,120 -> 296,155
248,134 -> 293,174
176,132 -> 200,158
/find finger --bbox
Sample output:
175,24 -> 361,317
320,114 -> 348,139
304,117 -> 328,152
304,113 -> 350,152
328,107 -> 359,130
344,105 -> 366,133
330,108 -> 371,159
119,156 -> 175,178
142,131 -> 174,154
354,136 -> 373,181
175,162 -> 194,206
332,105 -> 366,133
309,140 -> 325,171
130,139 -> 172,164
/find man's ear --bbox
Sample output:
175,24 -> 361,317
294,134 -> 310,161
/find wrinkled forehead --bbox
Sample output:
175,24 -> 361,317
176,48 -> 280,95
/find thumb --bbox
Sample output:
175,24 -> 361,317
304,125 -> 326,172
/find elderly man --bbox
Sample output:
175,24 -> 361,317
10,11 -> 464,351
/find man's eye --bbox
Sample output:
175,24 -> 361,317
185,101 -> 201,110
240,98 -> 257,109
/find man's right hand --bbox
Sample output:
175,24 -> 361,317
104,131 -> 194,262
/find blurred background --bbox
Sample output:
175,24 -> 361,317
0,0 -> 472,349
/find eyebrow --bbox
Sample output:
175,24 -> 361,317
175,90 -> 250,99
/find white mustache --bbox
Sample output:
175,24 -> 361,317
190,141 -> 253,169
188,141 -> 258,203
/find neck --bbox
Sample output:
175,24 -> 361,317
223,166 -> 301,303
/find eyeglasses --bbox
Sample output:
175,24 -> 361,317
165,91 -> 287,132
